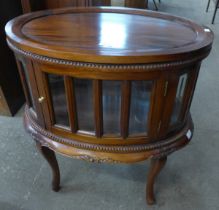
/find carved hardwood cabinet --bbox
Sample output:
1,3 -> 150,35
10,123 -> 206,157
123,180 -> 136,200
5,7 -> 213,205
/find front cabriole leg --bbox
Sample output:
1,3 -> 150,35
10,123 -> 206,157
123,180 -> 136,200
146,156 -> 167,205
36,142 -> 61,192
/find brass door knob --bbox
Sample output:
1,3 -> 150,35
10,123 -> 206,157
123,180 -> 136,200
38,96 -> 45,103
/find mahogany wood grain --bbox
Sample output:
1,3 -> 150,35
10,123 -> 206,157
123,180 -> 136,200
6,7 -> 213,64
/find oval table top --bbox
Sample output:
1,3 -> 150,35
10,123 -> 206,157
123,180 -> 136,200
5,7 -> 213,64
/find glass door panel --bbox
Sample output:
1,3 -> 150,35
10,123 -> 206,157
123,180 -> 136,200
129,81 -> 153,135
102,81 -> 121,135
48,74 -> 69,127
74,79 -> 94,133
19,61 -> 35,110
170,73 -> 188,125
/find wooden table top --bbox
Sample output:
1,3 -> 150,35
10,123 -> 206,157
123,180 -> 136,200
6,7 -> 213,64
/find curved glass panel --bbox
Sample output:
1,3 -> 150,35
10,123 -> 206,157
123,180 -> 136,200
102,81 -> 121,135
48,74 -> 69,127
170,73 -> 188,125
20,61 -> 35,110
129,81 -> 153,135
74,79 -> 94,132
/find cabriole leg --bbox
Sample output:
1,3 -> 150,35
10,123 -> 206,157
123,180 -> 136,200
146,156 -> 167,205
36,142 -> 60,191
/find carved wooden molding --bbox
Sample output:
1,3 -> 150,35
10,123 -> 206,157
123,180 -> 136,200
7,40 -> 208,72
71,155 -> 120,163
25,106 -> 193,154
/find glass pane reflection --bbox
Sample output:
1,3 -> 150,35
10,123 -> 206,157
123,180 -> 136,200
74,79 -> 94,132
129,81 -> 153,135
99,13 -> 127,49
102,81 -> 121,135
20,61 -> 35,109
170,73 -> 188,125
48,74 -> 69,127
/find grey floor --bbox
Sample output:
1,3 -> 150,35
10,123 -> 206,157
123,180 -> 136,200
1,0 -> 219,210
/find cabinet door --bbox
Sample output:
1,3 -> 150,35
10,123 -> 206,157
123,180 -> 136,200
34,68 -> 73,132
16,56 -> 45,127
33,63 -> 166,144
169,64 -> 201,130
159,64 -> 201,136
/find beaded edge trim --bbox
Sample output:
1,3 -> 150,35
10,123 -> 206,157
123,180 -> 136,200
8,40 -> 206,71
25,107 -> 190,153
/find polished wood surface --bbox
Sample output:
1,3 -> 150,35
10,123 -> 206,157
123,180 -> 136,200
6,7 -> 213,205
6,7 -> 213,64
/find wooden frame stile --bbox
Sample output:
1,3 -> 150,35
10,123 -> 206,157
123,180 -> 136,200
33,62 -> 54,130
158,69 -> 179,138
121,80 -> 131,139
146,73 -> 165,141
93,80 -> 103,138
64,76 -> 78,133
